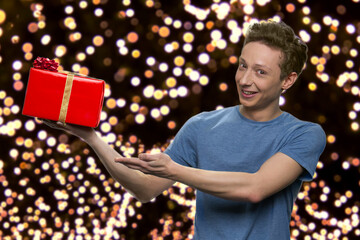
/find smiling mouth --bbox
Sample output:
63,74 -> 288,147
242,90 -> 258,95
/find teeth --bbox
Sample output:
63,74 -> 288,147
243,90 -> 256,95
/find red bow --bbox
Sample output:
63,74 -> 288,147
33,57 -> 59,72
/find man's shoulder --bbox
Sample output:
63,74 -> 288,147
282,112 -> 325,136
193,106 -> 238,121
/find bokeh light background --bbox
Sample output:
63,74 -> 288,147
0,0 -> 359,239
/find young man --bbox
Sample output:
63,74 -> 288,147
44,20 -> 326,239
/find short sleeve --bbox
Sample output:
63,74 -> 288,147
279,124 -> 326,181
164,115 -> 200,168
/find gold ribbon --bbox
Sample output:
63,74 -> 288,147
58,72 -> 74,123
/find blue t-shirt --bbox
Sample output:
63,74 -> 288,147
164,106 -> 326,240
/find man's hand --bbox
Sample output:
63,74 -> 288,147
115,153 -> 179,179
40,119 -> 95,141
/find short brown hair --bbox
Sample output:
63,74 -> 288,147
243,20 -> 308,80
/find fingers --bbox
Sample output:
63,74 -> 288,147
41,118 -> 69,130
138,153 -> 162,161
115,155 -> 171,177
56,121 -> 66,127
115,156 -> 134,163
115,156 -> 147,166
41,118 -> 57,126
41,119 -> 62,129
115,156 -> 153,173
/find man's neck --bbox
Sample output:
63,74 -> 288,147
239,105 -> 283,122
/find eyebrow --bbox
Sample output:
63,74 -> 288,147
239,57 -> 272,72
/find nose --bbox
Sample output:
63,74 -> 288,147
236,69 -> 253,86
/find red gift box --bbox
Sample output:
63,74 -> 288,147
22,67 -> 105,127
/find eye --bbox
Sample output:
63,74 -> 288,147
239,63 -> 247,69
257,69 -> 266,75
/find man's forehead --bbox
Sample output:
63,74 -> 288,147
240,43 -> 283,66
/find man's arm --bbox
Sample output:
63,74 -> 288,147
42,120 -> 174,203
116,152 -> 304,203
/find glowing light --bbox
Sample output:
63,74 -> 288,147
177,86 -> 188,97
131,76 -> 141,86
354,102 -> 360,111
47,137 -> 57,147
160,105 -> 170,115
342,161 -> 350,170
166,77 -> 177,88
331,45 -> 340,55
0,9 -> 6,24
189,70 -> 200,82
327,134 -> 336,143
279,96 -> 285,106
256,0 -> 271,6
164,43 -> 174,53
64,17 -> 76,30
302,16 -> 311,25
119,47 -> 128,55
195,22 -> 204,31
286,3 -> 295,12
174,56 -> 185,67
198,53 -> 210,64
210,30 -> 222,41
299,30 -> 311,42
116,98 -> 126,108
332,19 -> 340,27
126,9 -> 135,17
55,45 -> 67,57
127,32 -> 138,43
302,6 -> 311,15
130,103 -> 139,112
323,16 -> 332,25
311,23 -> 321,33
93,35 -> 104,47
100,122 -> 111,133
173,67 -> 183,76
153,90 -> 164,100
79,1 -> 88,8
243,4 -> 254,15
159,26 -> 170,38
183,43 -> 193,53
94,8 -> 103,17
346,24 -> 356,34
12,60 -> 22,71
143,85 -> 155,98
151,108 -> 160,118
164,16 -> 172,25
159,63 -> 168,72
351,122 -> 359,131
146,57 -> 156,66
308,82 -> 317,91
40,35 -> 51,45
183,32 -> 194,43
199,76 -> 209,86
24,120 -> 35,131
135,114 -> 145,124
64,6 -> 74,14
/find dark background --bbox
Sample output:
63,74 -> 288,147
0,0 -> 359,239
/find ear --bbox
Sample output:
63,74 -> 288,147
281,72 -> 298,91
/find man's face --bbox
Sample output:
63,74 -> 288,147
235,41 -> 285,113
